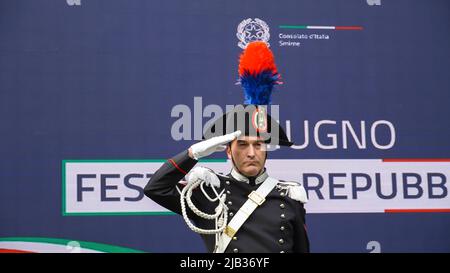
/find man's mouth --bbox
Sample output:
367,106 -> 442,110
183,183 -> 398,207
246,161 -> 259,166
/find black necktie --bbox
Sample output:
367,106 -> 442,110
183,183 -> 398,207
249,177 -> 256,186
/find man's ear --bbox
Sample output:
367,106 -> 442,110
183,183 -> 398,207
226,143 -> 232,160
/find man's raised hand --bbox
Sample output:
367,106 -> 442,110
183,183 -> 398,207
188,130 -> 242,160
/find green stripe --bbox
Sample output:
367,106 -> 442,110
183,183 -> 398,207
0,237 -> 145,253
199,159 -> 228,163
62,159 -> 66,217
279,25 -> 307,29
64,159 -> 167,163
62,159 -> 227,163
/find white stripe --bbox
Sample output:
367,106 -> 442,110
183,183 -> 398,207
307,26 -> 335,30
0,242 -> 103,253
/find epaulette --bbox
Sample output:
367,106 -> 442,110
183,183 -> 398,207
276,181 -> 308,203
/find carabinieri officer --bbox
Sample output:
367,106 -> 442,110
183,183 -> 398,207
144,41 -> 310,253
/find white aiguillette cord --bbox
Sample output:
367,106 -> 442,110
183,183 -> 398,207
179,172 -> 230,235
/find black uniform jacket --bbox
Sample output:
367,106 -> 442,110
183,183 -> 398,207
144,150 -> 310,253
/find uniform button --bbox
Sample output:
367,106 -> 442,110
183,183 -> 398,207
280,203 -> 285,209
226,181 -> 230,185
280,251 -> 285,253
233,237 -> 238,241
280,226 -> 285,231
229,212 -> 234,217
278,239 -> 285,244
233,248 -> 239,253
226,190 -> 231,195
227,201 -> 233,206
280,213 -> 285,219
280,192 -> 285,197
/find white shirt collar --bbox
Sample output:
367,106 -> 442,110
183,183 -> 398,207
230,167 -> 268,185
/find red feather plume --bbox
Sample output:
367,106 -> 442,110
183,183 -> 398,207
238,41 -> 278,77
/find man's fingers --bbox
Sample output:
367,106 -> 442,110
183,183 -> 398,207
216,130 -> 242,145
232,130 -> 242,138
215,145 -> 227,152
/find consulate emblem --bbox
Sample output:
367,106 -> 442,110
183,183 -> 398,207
236,18 -> 270,49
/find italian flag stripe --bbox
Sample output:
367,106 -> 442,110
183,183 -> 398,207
0,237 -> 145,253
279,25 -> 363,30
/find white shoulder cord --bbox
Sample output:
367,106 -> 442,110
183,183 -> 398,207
179,176 -> 229,235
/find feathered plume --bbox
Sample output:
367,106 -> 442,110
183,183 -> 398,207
238,41 -> 281,105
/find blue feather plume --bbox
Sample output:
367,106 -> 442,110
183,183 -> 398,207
239,70 -> 280,105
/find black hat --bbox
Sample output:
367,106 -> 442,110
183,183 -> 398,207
203,104 -> 293,147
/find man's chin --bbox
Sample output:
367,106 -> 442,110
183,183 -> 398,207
241,167 -> 261,177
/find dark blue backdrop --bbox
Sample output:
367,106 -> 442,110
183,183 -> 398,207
1,0 -> 449,252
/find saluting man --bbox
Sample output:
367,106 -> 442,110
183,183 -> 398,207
144,41 -> 310,253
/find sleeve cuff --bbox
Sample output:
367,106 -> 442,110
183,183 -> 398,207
169,150 -> 198,174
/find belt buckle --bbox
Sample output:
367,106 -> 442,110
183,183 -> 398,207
248,191 -> 265,206
224,225 -> 236,238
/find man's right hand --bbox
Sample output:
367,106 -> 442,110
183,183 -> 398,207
187,166 -> 221,188
188,130 -> 241,160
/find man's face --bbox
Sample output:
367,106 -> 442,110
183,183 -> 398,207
226,136 -> 267,177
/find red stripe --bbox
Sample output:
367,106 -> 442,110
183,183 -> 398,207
335,26 -> 363,30
382,158 -> 450,162
168,159 -> 187,175
0,248 -> 34,253
385,209 -> 450,213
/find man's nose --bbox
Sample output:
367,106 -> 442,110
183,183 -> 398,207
247,145 -> 256,157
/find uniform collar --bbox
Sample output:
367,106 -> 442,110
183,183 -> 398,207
230,167 -> 268,185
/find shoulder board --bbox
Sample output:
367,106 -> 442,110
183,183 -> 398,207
277,180 -> 308,203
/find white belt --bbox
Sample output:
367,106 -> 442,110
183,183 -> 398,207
214,177 -> 279,253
